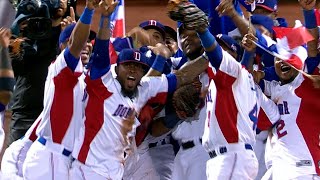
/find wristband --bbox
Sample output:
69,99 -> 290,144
151,55 -> 166,72
80,8 -> 94,25
0,77 -> 15,92
303,9 -> 317,29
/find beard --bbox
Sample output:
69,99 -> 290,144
116,76 -> 138,99
121,87 -> 137,99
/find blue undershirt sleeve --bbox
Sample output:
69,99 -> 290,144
64,47 -> 80,72
90,39 -> 111,80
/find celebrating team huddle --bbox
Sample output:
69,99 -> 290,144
0,0 -> 319,179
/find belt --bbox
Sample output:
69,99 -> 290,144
208,143 -> 253,158
148,137 -> 171,149
181,138 -> 202,150
37,137 -> 72,157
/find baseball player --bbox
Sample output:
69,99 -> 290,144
259,49 -> 320,179
70,13 -> 211,180
168,3 -> 263,179
242,15 -> 320,179
22,2 -> 97,179
168,24 -> 210,180
139,20 -> 166,45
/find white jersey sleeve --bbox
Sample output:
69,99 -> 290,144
256,85 -> 280,131
135,74 -> 169,114
218,50 -> 242,79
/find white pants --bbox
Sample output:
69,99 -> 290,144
254,131 -> 268,180
123,149 -> 160,180
22,140 -> 72,180
206,149 -> 258,180
69,160 -> 118,180
172,143 -> 209,180
123,137 -> 160,180
149,144 -> 175,180
1,138 -> 32,180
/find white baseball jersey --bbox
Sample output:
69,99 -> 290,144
35,49 -> 85,151
23,112 -> 42,142
202,50 -> 259,151
72,70 -> 170,179
262,73 -> 320,178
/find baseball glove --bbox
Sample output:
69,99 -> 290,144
172,80 -> 202,119
167,0 -> 209,31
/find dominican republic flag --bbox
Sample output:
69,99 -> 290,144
109,0 -> 125,38
254,22 -> 314,70
109,0 -> 126,64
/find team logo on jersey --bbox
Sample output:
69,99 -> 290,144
277,101 -> 290,115
112,104 -> 133,118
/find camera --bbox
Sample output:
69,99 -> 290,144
11,0 -> 61,40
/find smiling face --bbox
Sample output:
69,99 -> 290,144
115,62 -> 146,98
80,41 -> 93,65
179,28 -> 203,60
60,39 -> 93,65
274,58 -> 299,84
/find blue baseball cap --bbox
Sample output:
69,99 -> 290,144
164,25 -> 177,42
256,0 -> 277,12
216,34 -> 242,57
59,23 -> 96,47
139,20 -> 166,40
117,49 -> 150,70
251,14 -> 274,34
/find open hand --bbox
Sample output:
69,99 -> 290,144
99,0 -> 119,17
61,7 -> 76,31
148,43 -> 172,59
0,28 -> 11,48
241,33 -> 258,52
299,0 -> 316,11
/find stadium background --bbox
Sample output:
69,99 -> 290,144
77,0 -> 304,33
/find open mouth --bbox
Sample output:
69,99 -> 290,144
81,50 -> 89,56
280,64 -> 291,73
127,76 -> 136,81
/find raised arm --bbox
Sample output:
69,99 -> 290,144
0,28 -> 14,105
299,0 -> 318,57
89,0 -> 118,80
216,0 -> 256,37
172,54 -> 208,89
68,1 -> 96,59
146,43 -> 172,77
